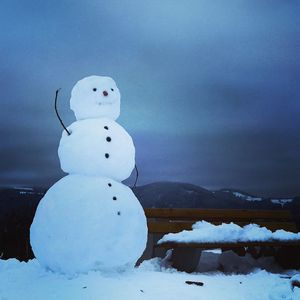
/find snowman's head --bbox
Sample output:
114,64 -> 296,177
70,75 -> 121,120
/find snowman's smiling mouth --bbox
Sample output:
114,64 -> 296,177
97,101 -> 113,106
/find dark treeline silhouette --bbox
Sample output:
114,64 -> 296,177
0,188 -> 43,261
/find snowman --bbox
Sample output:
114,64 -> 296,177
30,76 -> 148,275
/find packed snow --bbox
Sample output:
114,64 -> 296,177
30,175 -> 147,275
158,221 -> 300,244
58,118 -> 135,181
31,74 -> 148,276
0,258 -> 299,300
70,75 -> 121,121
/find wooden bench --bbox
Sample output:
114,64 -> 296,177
144,208 -> 300,272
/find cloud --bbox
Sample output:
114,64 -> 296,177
0,1 -> 299,196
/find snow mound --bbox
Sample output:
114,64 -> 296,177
158,221 -> 300,244
58,118 -> 135,181
30,175 -> 147,275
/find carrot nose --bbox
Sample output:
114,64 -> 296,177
103,90 -> 108,96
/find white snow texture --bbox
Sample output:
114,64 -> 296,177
31,75 -> 147,275
70,75 -> 121,121
159,221 -> 300,244
58,118 -> 135,181
30,175 -> 148,275
1,258 -> 297,300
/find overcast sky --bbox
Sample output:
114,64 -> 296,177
0,1 -> 299,197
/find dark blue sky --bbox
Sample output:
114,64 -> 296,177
0,1 -> 299,197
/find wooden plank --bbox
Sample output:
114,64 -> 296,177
147,221 -> 298,233
156,241 -> 300,249
148,221 -> 194,233
145,208 -> 292,220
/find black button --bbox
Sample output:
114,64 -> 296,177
117,211 -> 121,216
105,153 -> 109,158
104,126 -> 109,130
108,183 -> 112,187
113,196 -> 117,200
106,137 -> 111,142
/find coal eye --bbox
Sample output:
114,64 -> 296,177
93,88 -> 97,92
111,88 -> 114,91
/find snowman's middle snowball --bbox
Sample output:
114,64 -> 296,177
58,118 -> 135,181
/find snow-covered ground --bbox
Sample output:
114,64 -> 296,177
0,258 -> 299,300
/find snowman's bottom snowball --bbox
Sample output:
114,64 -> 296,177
30,175 -> 148,275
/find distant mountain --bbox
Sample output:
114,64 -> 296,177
0,182 -> 299,224
1,182 -> 299,211
132,182 -> 300,227
133,182 -> 217,208
132,181 -> 299,209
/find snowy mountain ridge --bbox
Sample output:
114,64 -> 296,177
0,182 -> 298,209
220,189 -> 263,202
270,198 -> 294,207
0,179 -> 298,212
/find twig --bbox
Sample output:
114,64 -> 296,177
185,281 -> 204,287
54,88 -> 71,135
133,164 -> 139,188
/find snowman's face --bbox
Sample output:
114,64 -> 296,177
70,76 -> 121,120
